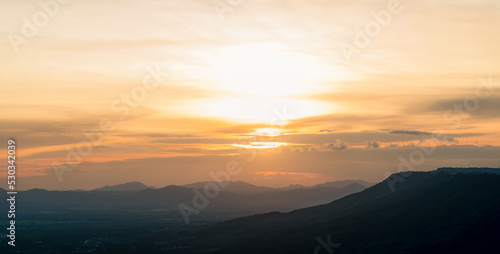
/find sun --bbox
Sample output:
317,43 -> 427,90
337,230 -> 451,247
233,142 -> 287,149
186,43 -> 339,123
251,127 -> 284,137
207,42 -> 332,97
200,96 -> 335,124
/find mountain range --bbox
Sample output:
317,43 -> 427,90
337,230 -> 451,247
2,168 -> 499,253
90,179 -> 374,194
6,179 -> 372,222
181,168 -> 500,253
93,181 -> 153,191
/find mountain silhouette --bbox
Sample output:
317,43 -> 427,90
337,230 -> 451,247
183,180 -> 276,195
13,180 -> 368,221
190,169 -> 500,253
93,181 -> 150,191
313,179 -> 374,189
277,180 -> 374,191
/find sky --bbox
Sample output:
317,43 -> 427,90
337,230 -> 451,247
0,0 -> 499,190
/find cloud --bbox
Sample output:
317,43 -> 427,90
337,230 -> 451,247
389,130 -> 490,139
319,129 -> 335,133
309,139 -> 348,151
366,141 -> 380,149
1,0 -> 499,190
4,143 -> 500,190
390,130 -> 433,136
279,132 -> 427,145
417,94 -> 500,119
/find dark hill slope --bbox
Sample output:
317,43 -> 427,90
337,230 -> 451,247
192,172 -> 500,254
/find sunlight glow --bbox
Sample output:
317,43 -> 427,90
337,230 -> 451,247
207,43 -> 334,97
233,142 -> 287,149
251,128 -> 285,137
199,97 -> 336,123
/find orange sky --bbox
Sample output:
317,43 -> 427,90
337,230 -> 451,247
0,0 -> 499,190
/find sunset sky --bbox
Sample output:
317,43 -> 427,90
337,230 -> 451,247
1,0 -> 499,190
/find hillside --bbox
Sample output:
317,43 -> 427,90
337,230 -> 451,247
185,171 -> 500,253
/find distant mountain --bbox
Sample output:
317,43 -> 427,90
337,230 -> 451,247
183,181 -> 276,195
192,169 -> 500,253
15,181 -> 368,223
93,181 -> 149,191
250,183 -> 367,210
136,185 -> 214,207
277,179 -> 374,191
276,184 -> 306,191
134,182 -> 367,213
313,179 -> 374,189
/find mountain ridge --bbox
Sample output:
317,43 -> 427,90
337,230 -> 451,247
93,181 -> 151,191
191,169 -> 500,253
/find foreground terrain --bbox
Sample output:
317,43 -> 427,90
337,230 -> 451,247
1,168 -> 499,253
